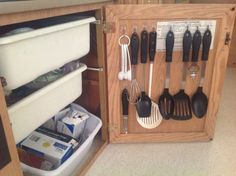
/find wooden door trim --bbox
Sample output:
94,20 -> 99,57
0,86 -> 23,176
105,4 -> 236,143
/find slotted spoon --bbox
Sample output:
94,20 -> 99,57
158,29 -> 175,120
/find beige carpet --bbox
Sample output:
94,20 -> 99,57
86,68 -> 236,176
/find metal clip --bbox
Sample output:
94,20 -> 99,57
91,20 -> 101,25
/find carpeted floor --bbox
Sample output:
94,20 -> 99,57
86,68 -> 236,176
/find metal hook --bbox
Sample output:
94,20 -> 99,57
133,25 -> 138,32
152,26 -> 156,32
120,25 -> 127,34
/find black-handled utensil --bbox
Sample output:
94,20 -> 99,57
131,32 -> 139,65
192,29 -> 202,62
136,29 -> 151,117
149,31 -> 157,62
122,88 -> 129,134
141,29 -> 148,63
173,28 -> 192,120
166,30 -> 174,62
148,30 -> 157,97
189,28 -> 202,79
183,28 -> 192,62
128,31 -> 141,104
192,28 -> 212,118
158,29 -> 175,120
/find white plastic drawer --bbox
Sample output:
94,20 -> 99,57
21,104 -> 102,176
0,16 -> 95,90
8,64 -> 87,144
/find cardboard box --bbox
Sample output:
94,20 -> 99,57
57,108 -> 89,139
20,130 -> 76,168
17,148 -> 53,171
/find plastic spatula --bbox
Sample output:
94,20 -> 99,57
192,28 -> 212,118
173,28 -> 193,120
136,29 -> 162,129
136,29 -> 152,117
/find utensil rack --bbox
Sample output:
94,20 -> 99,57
105,4 -> 235,143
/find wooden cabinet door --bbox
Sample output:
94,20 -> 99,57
105,4 -> 236,143
0,85 -> 22,176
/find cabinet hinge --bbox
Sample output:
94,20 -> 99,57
225,32 -> 231,45
92,20 -> 115,33
103,21 -> 115,33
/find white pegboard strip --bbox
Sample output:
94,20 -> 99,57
156,20 -> 216,51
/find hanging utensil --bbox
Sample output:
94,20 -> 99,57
122,88 -> 129,134
158,29 -> 175,120
118,35 -> 131,81
128,30 -> 141,104
148,29 -> 157,96
136,28 -> 152,117
136,28 -> 162,129
188,27 -> 201,80
192,28 -> 212,118
173,28 -> 193,120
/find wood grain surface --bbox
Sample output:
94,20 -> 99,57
190,0 -> 236,67
105,4 -> 236,143
0,86 -> 23,176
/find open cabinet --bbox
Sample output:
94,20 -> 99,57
0,3 -> 235,176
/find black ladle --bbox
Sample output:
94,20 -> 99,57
192,28 -> 212,118
136,29 -> 152,117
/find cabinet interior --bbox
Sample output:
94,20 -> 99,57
0,9 -> 108,175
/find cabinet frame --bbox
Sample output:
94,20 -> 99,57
0,3 -> 235,176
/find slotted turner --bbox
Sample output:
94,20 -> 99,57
158,29 -> 175,120
173,28 -> 193,120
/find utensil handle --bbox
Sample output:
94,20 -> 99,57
192,29 -> 202,62
202,28 -> 212,61
122,88 -> 129,116
183,29 -> 192,62
148,63 -> 153,97
131,32 -> 139,65
141,29 -> 148,63
149,31 -> 157,62
166,30 -> 174,62
123,116 -> 128,134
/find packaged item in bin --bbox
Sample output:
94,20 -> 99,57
17,147 -> 53,171
57,108 -> 89,139
20,130 -> 76,169
42,108 -> 70,131
36,127 -> 79,150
